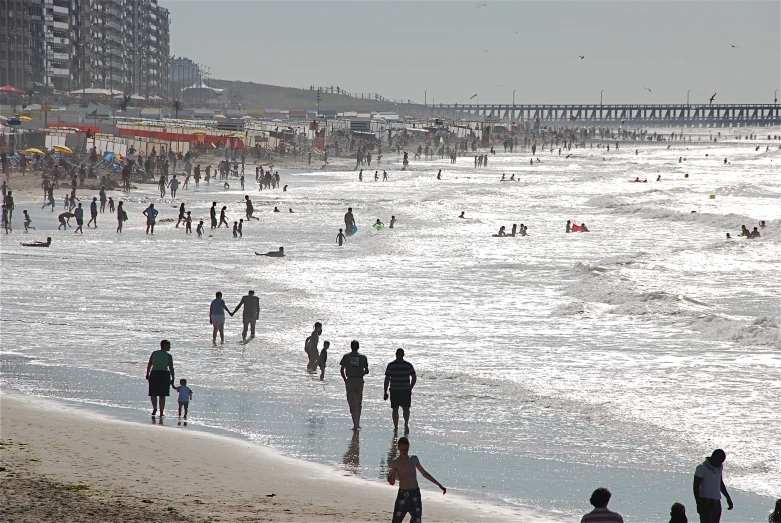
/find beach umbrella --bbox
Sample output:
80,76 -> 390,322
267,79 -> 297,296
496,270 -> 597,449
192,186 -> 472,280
214,114 -> 226,119
192,130 -> 207,135
132,121 -> 146,126
18,115 -> 32,122
103,151 -> 117,162
53,145 -> 73,154
0,85 -> 25,95
0,115 -> 8,121
24,148 -> 45,155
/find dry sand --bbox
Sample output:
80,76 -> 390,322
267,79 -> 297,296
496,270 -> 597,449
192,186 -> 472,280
1,395 -> 547,522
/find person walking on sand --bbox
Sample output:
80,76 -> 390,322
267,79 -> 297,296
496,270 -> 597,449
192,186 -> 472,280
387,436 -> 446,523
145,339 -> 175,417
384,348 -> 416,433
694,449 -> 733,523
581,487 -> 623,523
232,290 -> 260,340
340,340 -> 369,430
143,203 -> 158,235
210,291 -> 233,344
304,322 -> 322,373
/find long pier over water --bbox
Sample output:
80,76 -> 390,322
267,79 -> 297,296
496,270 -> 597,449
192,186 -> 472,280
420,103 -> 780,126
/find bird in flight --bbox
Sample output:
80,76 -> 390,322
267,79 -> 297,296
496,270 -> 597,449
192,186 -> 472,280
730,44 -> 741,48
641,86 -> 652,93
709,93 -> 717,104
579,55 -> 585,59
476,3 -> 487,7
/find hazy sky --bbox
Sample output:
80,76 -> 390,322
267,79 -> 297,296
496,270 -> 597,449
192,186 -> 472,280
163,1 -> 780,105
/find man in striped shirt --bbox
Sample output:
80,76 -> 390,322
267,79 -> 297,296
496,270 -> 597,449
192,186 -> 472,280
384,348 -> 416,434
581,487 -> 624,523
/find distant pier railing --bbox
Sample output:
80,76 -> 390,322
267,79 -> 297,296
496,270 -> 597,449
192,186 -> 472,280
426,103 -> 781,126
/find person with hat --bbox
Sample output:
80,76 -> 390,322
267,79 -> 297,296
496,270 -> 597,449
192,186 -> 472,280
384,348 -> 416,434
232,290 -> 260,340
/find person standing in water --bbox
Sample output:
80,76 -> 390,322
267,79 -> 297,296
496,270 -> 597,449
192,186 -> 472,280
176,202 -> 186,228
384,348 -> 416,433
87,197 -> 98,228
116,201 -> 126,233
74,202 -> 84,234
336,228 -> 347,246
99,186 -> 107,213
304,322 -> 322,373
232,290 -> 260,340
143,203 -> 158,235
345,207 -> 356,234
210,202 -> 218,230
387,436 -> 446,523
210,291 -> 233,344
340,340 -> 369,430
219,206 -> 229,228
145,339 -> 175,417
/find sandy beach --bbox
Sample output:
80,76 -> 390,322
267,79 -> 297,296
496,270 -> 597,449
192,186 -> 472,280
0,394 -> 543,522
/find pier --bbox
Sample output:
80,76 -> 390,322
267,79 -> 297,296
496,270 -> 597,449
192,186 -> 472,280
418,103 -> 781,126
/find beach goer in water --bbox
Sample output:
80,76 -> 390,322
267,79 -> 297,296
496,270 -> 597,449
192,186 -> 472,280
210,202 -> 218,229
232,221 -> 239,238
336,228 -> 347,246
304,322 -> 322,373
318,341 -> 329,380
458,211 -> 465,219
256,247 -> 285,257
21,237 -> 51,247
566,220 -> 572,233
74,203 -> 84,234
750,227 -> 761,239
384,348 -> 416,433
143,203 -> 158,235
375,219 -> 384,228
237,219 -> 243,237
657,175 -> 662,182
108,197 -> 115,213
273,206 -> 280,213
245,195 -> 256,220
219,206 -> 229,228
210,291 -> 233,344
168,175 -> 179,198
22,210 -> 34,232
345,207 -> 356,234
185,212 -> 192,234
340,340 -> 369,431
232,290 -> 260,340
725,233 -> 731,239
173,379 -> 192,419
196,220 -> 204,238
581,487 -> 623,523
390,216 -> 396,228
176,202 -> 186,227
158,175 -> 167,198
496,226 -> 506,237
740,225 -> 750,237
87,197 -> 98,227
669,502 -> 688,523
580,223 -> 590,232
116,202 -> 127,233
387,436 -> 446,523
694,449 -> 733,523
145,339 -> 174,417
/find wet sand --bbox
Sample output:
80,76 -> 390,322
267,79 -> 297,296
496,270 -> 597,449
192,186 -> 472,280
0,394 -> 544,522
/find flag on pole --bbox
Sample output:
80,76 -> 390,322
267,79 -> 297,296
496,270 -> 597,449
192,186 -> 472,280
469,94 -> 478,99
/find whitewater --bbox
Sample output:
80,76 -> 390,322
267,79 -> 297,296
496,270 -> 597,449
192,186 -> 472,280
2,131 -> 780,520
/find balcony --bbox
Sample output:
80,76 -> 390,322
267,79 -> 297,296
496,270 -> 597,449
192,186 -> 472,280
50,21 -> 69,30
46,51 -> 69,61
49,5 -> 69,15
47,66 -> 70,77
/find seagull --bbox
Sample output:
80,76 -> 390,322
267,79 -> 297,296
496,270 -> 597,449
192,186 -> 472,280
641,86 -> 652,93
709,93 -> 717,104
476,3 -> 487,7
730,44 -> 740,48
579,55 -> 585,59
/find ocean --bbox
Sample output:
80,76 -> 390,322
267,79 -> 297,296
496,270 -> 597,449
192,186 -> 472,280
2,130 -> 779,521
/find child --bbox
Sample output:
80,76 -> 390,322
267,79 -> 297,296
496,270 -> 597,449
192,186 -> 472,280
318,340 -> 329,380
336,228 -> 346,246
196,220 -> 204,238
232,221 -> 238,238
172,378 -> 193,419
108,197 -> 115,213
238,218 -> 243,237
2,205 -> 11,234
185,211 -> 192,234
23,210 -> 35,232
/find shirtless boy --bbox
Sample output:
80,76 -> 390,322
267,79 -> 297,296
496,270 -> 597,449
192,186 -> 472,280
387,437 -> 446,523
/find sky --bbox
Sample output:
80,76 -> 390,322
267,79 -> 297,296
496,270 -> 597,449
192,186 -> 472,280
162,1 -> 780,105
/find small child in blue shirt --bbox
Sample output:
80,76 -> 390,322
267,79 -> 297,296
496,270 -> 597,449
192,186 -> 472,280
173,378 -> 193,419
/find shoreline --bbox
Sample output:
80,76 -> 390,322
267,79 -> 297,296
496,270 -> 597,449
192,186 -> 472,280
0,392 -> 548,522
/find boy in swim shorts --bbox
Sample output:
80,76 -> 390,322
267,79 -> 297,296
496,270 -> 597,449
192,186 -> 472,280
318,340 -> 329,380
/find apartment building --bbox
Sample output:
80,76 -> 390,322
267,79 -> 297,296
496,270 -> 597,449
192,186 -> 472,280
1,0 -> 170,97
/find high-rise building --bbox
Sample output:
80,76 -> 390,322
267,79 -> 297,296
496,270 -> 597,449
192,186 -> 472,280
1,0 -> 170,97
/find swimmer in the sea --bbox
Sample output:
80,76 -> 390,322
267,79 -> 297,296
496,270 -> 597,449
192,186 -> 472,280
566,220 -> 571,233
390,216 -> 396,229
21,237 -> 51,247
256,247 -> 285,257
580,223 -> 590,232
273,206 -> 280,213
496,226 -> 506,237
458,211 -> 465,219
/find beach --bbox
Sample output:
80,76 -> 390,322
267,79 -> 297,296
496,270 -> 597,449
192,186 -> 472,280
1,394 -> 531,522
1,132 -> 780,521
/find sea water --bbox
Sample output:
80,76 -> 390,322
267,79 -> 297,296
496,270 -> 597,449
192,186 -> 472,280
2,131 -> 780,521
